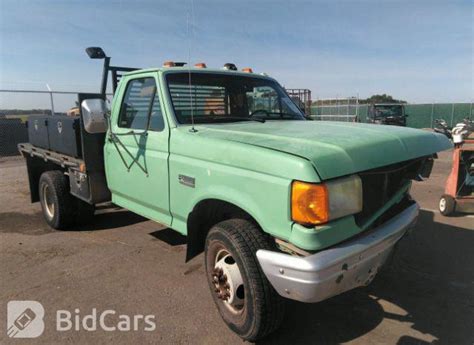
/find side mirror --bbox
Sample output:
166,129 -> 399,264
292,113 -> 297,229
81,99 -> 108,133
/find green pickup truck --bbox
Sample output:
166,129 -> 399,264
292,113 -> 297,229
19,48 -> 452,341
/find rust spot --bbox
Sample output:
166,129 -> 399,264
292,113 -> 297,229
342,263 -> 348,271
336,274 -> 344,284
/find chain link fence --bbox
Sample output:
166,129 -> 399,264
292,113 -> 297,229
311,100 -> 473,128
310,97 -> 360,122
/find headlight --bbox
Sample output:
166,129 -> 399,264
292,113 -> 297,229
291,175 -> 362,226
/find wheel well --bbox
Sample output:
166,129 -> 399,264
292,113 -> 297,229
186,199 -> 258,261
25,156 -> 65,203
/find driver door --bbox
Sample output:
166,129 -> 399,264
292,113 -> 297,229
104,73 -> 171,225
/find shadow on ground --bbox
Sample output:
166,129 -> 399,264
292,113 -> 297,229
259,210 -> 474,345
149,228 -> 187,246
72,210 -> 147,231
0,208 -> 147,234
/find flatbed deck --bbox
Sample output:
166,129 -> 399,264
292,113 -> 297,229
18,143 -> 84,169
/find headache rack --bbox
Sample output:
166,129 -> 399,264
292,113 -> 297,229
86,47 -> 138,96
285,89 -> 312,115
100,58 -> 138,96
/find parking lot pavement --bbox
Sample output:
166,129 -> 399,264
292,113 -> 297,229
0,150 -> 473,344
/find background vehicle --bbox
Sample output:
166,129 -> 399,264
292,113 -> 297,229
439,122 -> 474,216
367,103 -> 408,126
18,47 -> 452,341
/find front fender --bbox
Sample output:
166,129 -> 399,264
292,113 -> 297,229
168,155 -> 294,241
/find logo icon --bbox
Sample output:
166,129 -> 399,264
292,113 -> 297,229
57,121 -> 63,133
34,120 -> 39,131
7,301 -> 45,338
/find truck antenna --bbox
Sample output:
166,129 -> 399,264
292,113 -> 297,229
187,0 -> 197,133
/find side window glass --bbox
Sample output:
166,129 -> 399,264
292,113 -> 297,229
149,91 -> 165,131
118,77 -> 164,131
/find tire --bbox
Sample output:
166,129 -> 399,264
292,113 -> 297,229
205,219 -> 285,341
439,195 -> 455,216
39,170 -> 76,229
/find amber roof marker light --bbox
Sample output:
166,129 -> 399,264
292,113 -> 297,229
242,67 -> 253,73
163,61 -> 175,67
194,62 -> 207,68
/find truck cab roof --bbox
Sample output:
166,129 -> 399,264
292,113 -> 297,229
123,66 -> 273,79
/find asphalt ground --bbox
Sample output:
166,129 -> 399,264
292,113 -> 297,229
0,150 -> 473,344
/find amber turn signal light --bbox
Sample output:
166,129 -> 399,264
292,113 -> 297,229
163,61 -> 175,67
291,181 -> 329,225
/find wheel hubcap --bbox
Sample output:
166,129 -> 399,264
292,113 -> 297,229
439,198 -> 446,211
211,249 -> 244,313
42,184 -> 55,219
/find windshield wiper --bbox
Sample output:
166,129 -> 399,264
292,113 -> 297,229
265,112 -> 304,120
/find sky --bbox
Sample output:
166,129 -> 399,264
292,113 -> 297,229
0,0 -> 472,111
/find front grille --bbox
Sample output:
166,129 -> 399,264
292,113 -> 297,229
354,158 -> 426,227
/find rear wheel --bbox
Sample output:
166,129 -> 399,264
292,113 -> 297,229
39,171 -> 76,229
204,219 -> 285,341
439,195 -> 455,216
39,171 -> 95,229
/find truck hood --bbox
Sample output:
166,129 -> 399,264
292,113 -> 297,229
194,121 -> 452,180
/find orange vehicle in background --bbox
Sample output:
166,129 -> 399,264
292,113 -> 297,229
439,137 -> 474,216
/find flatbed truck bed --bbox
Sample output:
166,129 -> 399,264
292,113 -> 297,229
18,143 -> 84,169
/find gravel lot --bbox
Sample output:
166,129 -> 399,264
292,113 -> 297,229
0,150 -> 473,344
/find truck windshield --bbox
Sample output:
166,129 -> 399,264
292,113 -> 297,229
374,105 -> 403,117
166,72 -> 305,124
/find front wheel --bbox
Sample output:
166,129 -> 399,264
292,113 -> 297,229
205,219 -> 285,341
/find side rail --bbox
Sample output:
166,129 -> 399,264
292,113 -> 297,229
18,143 -> 83,169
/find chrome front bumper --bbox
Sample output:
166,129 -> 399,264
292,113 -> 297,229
256,203 -> 419,303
